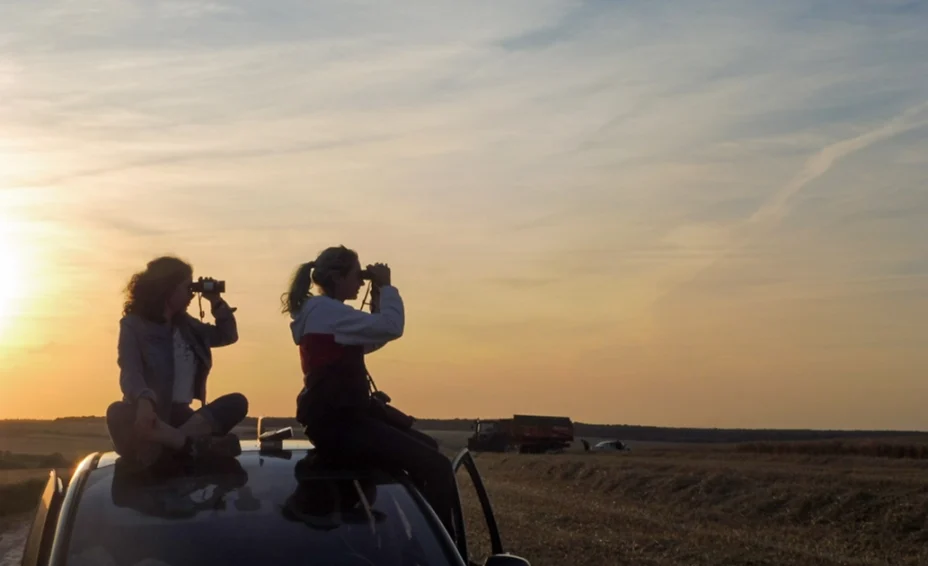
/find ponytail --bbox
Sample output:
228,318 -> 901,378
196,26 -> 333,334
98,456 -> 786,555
281,261 -> 316,314
281,245 -> 360,314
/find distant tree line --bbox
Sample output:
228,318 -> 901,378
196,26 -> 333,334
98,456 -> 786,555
406,418 -> 926,444
39,415 -> 928,445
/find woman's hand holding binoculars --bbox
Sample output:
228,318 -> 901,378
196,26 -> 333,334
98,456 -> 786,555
363,263 -> 391,287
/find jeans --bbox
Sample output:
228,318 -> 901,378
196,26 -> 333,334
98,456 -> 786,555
304,410 -> 457,539
106,393 -> 248,464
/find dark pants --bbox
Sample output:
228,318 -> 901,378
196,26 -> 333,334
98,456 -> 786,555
304,411 -> 457,538
106,393 -> 249,464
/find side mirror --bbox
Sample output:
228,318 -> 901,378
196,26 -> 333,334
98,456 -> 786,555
484,554 -> 531,566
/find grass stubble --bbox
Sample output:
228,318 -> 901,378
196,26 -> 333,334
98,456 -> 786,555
457,450 -> 928,566
4,421 -> 928,565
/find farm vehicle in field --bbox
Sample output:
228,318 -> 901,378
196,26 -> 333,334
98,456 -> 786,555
467,414 -> 575,454
581,439 -> 631,452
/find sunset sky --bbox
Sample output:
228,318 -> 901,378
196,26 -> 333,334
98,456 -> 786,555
1,0 -> 926,429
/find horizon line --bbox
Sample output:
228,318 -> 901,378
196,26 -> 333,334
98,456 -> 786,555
3,415 -> 926,434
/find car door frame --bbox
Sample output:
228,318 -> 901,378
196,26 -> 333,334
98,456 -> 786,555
451,447 -> 504,564
20,469 -> 65,566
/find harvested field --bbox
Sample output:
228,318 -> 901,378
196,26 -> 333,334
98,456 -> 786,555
0,420 -> 111,461
456,450 -> 928,566
0,469 -> 58,485
0,476 -> 49,519
735,439 -> 928,459
2,420 -> 927,565
0,468 -> 73,519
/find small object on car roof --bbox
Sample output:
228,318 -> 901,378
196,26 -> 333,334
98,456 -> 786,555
256,416 -> 293,450
259,426 -> 293,442
259,426 -> 293,453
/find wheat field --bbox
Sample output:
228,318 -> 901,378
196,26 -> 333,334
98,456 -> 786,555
457,450 -> 928,566
3,421 -> 928,565
414,429 -> 928,566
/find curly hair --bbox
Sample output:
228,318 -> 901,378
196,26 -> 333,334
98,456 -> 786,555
123,256 -> 194,322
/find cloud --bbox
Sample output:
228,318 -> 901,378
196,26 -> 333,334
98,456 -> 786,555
484,277 -> 560,290
1,0 -> 927,427
4,133 -> 401,191
749,101 -> 928,226
650,102 -> 928,302
85,215 -> 167,238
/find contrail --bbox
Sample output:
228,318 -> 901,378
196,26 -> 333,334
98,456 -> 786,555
648,100 -> 928,308
749,100 -> 928,227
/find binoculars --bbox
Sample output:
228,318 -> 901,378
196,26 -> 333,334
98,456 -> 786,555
189,277 -> 225,294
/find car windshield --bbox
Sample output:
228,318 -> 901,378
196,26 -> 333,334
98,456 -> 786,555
64,450 -> 456,566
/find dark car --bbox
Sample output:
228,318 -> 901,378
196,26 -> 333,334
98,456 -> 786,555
19,431 -> 529,566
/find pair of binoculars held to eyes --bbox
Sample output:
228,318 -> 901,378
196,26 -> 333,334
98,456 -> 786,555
188,267 -> 379,294
189,277 -> 225,294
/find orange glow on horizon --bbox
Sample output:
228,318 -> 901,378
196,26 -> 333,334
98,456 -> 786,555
0,213 -> 27,342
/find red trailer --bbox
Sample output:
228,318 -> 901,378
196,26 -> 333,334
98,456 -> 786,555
467,414 -> 574,453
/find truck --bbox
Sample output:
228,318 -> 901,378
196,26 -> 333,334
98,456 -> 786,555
467,414 -> 575,454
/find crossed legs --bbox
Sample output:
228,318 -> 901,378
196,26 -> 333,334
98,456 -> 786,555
106,393 -> 249,467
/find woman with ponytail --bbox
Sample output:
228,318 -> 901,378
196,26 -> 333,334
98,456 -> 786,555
281,245 -> 458,540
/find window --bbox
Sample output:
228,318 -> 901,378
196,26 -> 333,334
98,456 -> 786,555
64,454 -> 457,566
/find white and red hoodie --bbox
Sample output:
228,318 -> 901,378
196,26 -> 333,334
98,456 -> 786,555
289,285 -> 404,424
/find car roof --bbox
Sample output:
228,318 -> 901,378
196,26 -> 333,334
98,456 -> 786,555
80,438 -> 422,526
85,439 -> 411,496
63,439 -> 464,566
92,438 -> 318,469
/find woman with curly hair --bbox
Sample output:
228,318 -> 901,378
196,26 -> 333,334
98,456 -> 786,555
105,255 -> 249,470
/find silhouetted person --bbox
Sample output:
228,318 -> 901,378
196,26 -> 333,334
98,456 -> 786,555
106,255 -> 249,470
281,245 -> 457,539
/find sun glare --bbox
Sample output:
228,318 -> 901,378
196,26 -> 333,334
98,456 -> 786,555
0,216 -> 26,341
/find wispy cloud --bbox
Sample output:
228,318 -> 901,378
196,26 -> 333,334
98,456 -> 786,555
650,101 -> 928,307
0,0 -> 927,427
750,101 -> 928,226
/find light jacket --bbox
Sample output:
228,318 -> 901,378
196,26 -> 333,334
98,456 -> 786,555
117,299 -> 238,421
288,286 -> 404,425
